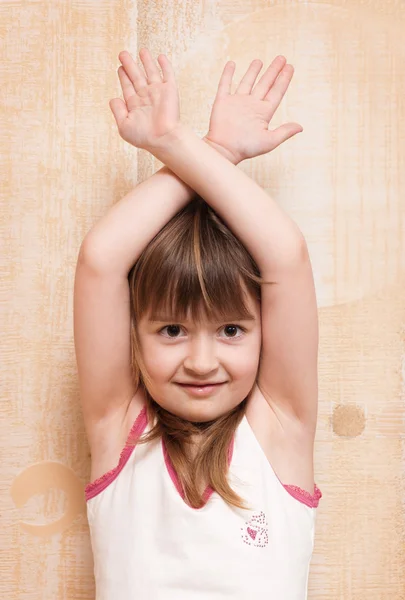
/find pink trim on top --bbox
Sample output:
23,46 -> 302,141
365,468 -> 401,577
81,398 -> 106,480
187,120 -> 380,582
282,482 -> 322,508
271,462 -> 322,508
162,436 -> 235,509
85,406 -> 148,501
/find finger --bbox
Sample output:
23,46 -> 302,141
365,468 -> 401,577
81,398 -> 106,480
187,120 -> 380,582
215,61 -> 236,97
118,51 -> 148,93
251,55 -> 287,100
117,66 -> 138,104
109,98 -> 128,128
267,122 -> 303,149
157,54 -> 176,83
139,47 -> 162,83
235,59 -> 263,95
264,64 -> 295,106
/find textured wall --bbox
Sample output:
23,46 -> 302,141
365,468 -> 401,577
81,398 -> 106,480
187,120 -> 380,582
1,0 -> 404,598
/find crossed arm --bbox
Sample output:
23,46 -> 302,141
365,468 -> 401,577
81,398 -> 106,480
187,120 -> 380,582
82,50 -> 305,276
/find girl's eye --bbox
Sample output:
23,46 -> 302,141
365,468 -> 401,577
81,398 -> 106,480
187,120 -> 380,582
158,324 -> 246,339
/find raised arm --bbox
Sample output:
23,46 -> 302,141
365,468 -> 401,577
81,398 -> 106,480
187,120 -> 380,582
74,63 -> 240,431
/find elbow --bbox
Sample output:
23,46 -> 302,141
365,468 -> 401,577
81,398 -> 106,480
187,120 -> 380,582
76,237 -> 105,273
282,233 -> 309,267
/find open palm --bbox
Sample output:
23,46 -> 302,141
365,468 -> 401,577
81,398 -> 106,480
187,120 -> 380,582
205,56 -> 303,164
110,49 -> 181,150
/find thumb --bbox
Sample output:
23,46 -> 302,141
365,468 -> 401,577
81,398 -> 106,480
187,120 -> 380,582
266,122 -> 303,150
109,98 -> 128,128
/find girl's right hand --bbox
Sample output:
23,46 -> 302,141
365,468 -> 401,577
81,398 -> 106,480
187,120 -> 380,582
109,49 -> 181,151
204,57 -> 303,164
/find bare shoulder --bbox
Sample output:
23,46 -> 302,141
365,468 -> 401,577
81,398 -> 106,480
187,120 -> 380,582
86,386 -> 147,484
245,383 -> 316,494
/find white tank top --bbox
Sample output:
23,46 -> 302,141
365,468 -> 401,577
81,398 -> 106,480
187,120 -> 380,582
85,406 -> 322,600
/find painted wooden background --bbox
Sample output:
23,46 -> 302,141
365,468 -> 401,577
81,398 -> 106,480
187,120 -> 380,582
1,0 -> 404,598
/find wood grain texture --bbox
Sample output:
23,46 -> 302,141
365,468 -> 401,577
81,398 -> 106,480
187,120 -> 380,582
1,0 -> 404,598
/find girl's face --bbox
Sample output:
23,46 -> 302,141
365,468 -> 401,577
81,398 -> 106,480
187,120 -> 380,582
137,293 -> 262,423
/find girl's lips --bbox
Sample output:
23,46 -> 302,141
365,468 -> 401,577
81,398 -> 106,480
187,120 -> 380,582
177,382 -> 224,386
176,383 -> 225,396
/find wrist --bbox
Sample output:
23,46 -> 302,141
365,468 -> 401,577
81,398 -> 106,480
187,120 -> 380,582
147,125 -> 242,167
202,136 -> 241,166
146,124 -> 191,156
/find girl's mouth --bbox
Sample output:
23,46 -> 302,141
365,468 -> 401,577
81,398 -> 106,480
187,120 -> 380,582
176,383 -> 225,396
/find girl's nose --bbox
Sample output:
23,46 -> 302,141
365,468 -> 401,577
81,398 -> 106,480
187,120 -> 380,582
183,337 -> 219,373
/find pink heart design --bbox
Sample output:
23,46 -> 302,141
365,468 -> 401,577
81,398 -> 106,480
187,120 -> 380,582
247,527 -> 257,540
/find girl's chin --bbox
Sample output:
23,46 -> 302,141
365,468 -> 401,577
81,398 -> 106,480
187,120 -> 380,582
170,401 -> 236,424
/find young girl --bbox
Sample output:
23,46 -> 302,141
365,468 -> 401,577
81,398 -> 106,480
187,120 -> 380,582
74,48 -> 322,599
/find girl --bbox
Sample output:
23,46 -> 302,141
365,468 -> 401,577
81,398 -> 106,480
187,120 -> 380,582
74,48 -> 322,599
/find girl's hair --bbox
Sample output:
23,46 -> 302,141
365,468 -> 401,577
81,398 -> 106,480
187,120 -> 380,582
127,194 -> 275,509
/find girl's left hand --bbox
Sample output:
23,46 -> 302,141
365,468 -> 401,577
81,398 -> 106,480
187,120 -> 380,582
109,49 -> 181,150
204,56 -> 303,163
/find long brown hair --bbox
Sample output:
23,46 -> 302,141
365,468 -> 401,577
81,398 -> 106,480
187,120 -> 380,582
127,194 -> 275,508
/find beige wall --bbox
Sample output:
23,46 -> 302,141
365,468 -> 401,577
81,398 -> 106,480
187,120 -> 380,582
2,0 -> 404,598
